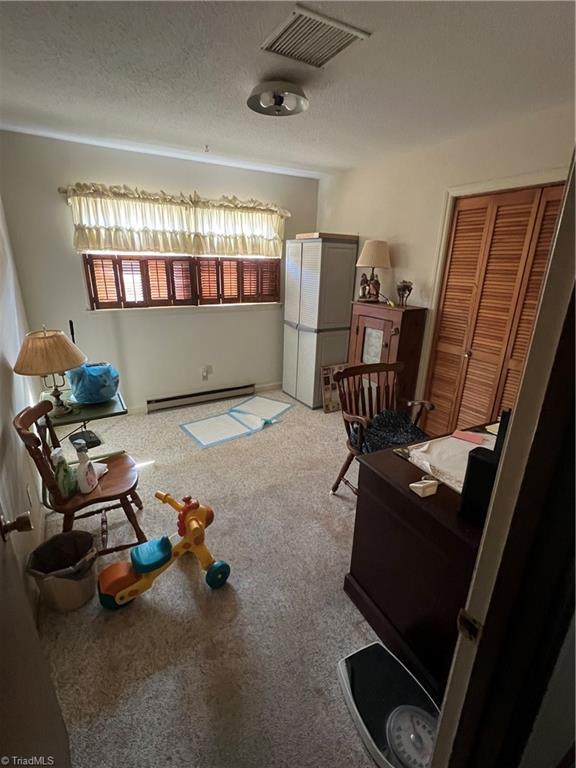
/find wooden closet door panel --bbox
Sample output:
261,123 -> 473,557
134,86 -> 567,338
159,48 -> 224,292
493,185 -> 564,415
456,188 -> 541,429
426,350 -> 463,435
425,197 -> 491,435
457,358 -> 501,428
468,189 -> 541,356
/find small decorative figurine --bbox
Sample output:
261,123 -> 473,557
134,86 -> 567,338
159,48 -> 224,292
368,273 -> 381,301
358,272 -> 369,300
396,280 -> 413,307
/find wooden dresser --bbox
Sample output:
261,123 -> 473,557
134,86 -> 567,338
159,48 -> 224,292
344,447 -> 482,695
348,302 -> 426,406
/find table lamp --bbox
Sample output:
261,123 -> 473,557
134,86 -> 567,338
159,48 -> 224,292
356,240 -> 392,304
13,327 -> 87,415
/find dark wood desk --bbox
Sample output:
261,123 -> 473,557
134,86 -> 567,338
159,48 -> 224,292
344,448 -> 482,696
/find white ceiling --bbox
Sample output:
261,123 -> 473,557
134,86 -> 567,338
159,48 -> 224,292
0,1 -> 573,175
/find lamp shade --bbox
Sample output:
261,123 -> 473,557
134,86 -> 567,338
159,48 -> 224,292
13,329 -> 87,376
356,240 -> 391,269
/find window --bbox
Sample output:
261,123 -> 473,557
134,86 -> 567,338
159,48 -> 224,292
83,254 -> 280,310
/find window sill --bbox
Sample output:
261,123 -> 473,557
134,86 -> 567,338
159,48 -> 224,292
86,302 -> 283,314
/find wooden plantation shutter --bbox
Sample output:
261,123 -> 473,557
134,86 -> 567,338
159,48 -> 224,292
240,259 -> 280,302
197,258 -> 220,304
425,197 -> 491,435
494,185 -> 564,414
221,259 -> 240,303
83,255 -> 121,309
83,254 -> 280,308
196,258 -> 281,304
169,259 -> 196,304
146,259 -> 171,306
259,259 -> 280,302
241,260 -> 258,301
119,258 -> 147,306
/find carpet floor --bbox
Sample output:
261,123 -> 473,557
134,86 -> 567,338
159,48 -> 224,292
41,392 -> 377,768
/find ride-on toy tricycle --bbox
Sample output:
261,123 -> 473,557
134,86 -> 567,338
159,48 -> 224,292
98,491 -> 230,609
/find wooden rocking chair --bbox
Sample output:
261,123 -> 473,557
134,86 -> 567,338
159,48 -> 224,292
331,362 -> 434,495
14,400 -> 147,555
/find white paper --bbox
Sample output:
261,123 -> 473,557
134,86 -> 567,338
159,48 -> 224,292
182,414 -> 251,447
231,395 -> 291,422
230,411 -> 266,431
408,434 -> 496,493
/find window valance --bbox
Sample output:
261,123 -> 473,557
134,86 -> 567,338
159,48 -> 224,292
59,182 -> 290,258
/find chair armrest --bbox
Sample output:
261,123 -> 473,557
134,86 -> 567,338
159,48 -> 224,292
407,400 -> 435,411
341,412 -> 372,448
406,400 -> 435,426
342,412 -> 371,429
68,450 -> 126,465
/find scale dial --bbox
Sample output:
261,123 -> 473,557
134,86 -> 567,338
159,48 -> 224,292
386,705 -> 438,768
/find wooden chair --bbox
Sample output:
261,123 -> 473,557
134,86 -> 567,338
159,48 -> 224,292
331,362 -> 434,495
14,400 -> 147,555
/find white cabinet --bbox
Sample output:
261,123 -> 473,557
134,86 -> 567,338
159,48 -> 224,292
282,323 -> 299,398
295,328 -> 350,407
284,240 -> 303,326
282,234 -> 358,408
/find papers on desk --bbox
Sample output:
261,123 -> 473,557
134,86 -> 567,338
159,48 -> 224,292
407,432 -> 497,493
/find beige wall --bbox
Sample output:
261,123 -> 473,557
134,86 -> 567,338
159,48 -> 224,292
0,196 -> 44,591
0,132 -> 318,409
317,103 -> 574,392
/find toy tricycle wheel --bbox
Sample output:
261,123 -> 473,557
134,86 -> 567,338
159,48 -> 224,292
206,560 -> 230,589
98,584 -> 132,610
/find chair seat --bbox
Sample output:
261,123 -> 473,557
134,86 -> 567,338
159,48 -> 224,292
131,536 -> 172,574
53,452 -> 139,513
351,410 -> 428,454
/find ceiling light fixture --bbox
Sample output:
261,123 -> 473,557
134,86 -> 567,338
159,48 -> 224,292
247,80 -> 309,117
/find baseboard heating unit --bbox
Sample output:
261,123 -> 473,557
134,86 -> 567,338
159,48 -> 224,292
147,384 -> 255,414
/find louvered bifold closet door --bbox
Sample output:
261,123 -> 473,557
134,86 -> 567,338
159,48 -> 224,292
456,187 -> 541,429
424,197 -> 492,435
492,184 -> 564,416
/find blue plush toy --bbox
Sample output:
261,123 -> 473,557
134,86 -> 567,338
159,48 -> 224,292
67,362 -> 119,404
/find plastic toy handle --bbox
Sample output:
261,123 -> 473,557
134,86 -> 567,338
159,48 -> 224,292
155,491 -> 183,512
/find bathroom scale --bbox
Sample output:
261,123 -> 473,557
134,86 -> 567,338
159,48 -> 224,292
338,642 -> 440,768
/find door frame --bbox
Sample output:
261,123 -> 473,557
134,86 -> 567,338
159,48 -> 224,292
430,157 -> 574,766
417,166 -> 569,397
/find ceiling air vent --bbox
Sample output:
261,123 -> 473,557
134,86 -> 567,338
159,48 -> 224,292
261,4 -> 370,68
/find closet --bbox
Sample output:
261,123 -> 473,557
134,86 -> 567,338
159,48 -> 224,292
425,183 -> 564,436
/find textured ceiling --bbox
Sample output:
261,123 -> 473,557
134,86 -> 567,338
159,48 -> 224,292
0,1 -> 574,174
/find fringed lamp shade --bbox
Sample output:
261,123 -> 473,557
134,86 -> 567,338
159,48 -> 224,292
14,329 -> 86,376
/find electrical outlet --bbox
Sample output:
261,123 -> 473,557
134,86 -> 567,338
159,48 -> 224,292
201,365 -> 213,381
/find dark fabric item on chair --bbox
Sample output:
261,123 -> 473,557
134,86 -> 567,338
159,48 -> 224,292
351,410 -> 428,454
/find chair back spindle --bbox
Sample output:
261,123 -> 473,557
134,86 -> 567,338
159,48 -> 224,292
13,401 -> 64,505
331,361 -> 433,496
334,363 -> 404,440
